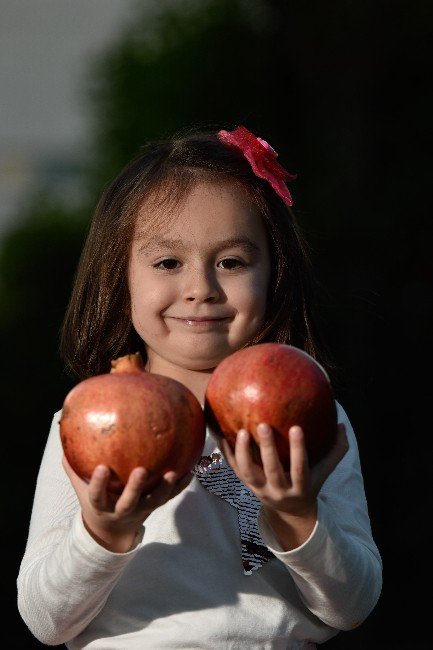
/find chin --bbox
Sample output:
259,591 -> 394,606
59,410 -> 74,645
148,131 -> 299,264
179,356 -> 222,372
173,347 -> 230,372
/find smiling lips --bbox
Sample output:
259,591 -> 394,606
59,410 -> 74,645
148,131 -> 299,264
168,316 -> 232,328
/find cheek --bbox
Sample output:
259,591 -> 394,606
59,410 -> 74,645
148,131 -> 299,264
129,271 -> 176,316
233,273 -> 269,316
128,263 -> 141,303
249,285 -> 269,317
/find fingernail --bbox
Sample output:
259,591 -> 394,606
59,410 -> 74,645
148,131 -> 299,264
94,465 -> 108,478
257,423 -> 270,437
238,429 -> 248,441
132,467 -> 146,482
289,426 -> 302,439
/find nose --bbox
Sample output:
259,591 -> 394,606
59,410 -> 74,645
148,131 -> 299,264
182,267 -> 220,303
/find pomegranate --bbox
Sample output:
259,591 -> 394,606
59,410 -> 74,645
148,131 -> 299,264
60,352 -> 206,493
204,343 -> 337,469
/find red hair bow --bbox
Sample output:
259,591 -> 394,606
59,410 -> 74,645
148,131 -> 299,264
218,126 -> 297,206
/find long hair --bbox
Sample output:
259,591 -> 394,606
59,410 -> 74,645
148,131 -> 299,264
60,128 -> 331,380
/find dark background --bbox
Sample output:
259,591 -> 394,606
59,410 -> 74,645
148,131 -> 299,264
2,1 -> 432,647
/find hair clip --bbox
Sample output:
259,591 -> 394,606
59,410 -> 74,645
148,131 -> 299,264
217,126 -> 297,206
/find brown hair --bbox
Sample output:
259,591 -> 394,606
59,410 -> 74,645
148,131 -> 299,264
60,128 -> 331,380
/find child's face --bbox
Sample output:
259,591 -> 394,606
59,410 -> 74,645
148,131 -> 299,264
128,181 -> 271,374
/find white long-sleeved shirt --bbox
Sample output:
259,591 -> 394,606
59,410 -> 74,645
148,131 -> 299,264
17,402 -> 382,649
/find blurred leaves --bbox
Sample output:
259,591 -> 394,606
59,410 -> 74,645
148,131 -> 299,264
0,197 -> 85,487
1,0 -> 429,489
83,0 -> 287,188
2,1 -> 432,646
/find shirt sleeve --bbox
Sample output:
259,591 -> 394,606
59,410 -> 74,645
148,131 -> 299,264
258,401 -> 383,631
17,410 -> 144,646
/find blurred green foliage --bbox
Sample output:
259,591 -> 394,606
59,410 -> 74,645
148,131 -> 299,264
84,0 -> 299,188
3,1 -> 432,647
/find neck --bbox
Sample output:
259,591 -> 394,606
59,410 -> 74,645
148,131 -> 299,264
145,360 -> 213,405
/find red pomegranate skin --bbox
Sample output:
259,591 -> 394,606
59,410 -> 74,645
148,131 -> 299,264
204,343 -> 338,469
60,353 -> 206,493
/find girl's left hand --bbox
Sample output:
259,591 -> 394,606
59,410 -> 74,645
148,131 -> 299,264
219,422 -> 348,550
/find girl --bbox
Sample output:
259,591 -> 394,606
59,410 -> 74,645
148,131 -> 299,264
17,125 -> 382,649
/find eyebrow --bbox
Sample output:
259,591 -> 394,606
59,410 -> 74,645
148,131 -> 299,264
138,236 -> 261,255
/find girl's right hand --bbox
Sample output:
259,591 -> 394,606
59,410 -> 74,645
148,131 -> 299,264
62,455 -> 191,553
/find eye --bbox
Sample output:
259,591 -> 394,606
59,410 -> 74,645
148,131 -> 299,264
217,257 -> 245,270
154,258 -> 180,270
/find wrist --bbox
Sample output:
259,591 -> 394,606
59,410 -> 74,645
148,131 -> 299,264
263,501 -> 317,552
82,516 -> 142,553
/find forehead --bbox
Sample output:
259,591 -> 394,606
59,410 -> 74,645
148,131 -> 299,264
133,181 -> 266,245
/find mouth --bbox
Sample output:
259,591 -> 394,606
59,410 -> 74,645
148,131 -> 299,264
167,316 -> 232,328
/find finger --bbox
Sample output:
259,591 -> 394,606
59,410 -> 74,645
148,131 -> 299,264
170,471 -> 193,499
61,453 -> 72,474
114,467 -> 148,514
219,437 -> 237,470
311,423 -> 349,492
62,454 -> 88,487
140,471 -> 178,509
88,465 -> 111,511
178,471 -> 193,489
235,429 -> 265,486
289,426 -> 310,493
256,423 -> 287,488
